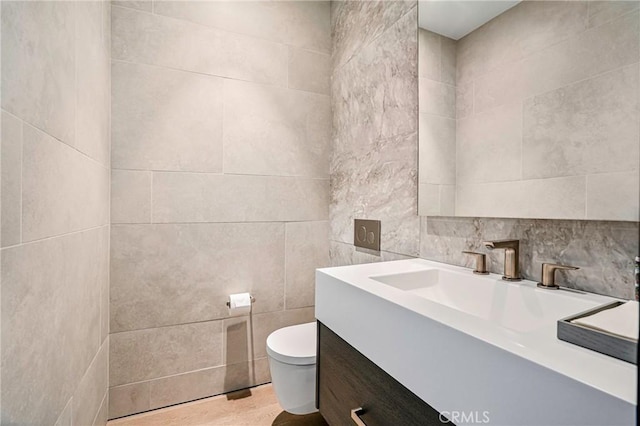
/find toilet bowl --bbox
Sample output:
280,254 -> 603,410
266,322 -> 317,415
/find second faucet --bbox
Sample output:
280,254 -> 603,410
483,239 -> 522,281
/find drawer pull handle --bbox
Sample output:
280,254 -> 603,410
351,407 -> 367,426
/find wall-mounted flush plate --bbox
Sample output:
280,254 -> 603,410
354,219 -> 381,251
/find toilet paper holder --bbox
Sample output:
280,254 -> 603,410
225,295 -> 256,308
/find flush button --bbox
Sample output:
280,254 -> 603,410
354,219 -> 381,251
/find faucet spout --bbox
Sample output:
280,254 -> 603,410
482,239 -> 522,281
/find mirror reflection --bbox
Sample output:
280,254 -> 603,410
418,0 -> 640,221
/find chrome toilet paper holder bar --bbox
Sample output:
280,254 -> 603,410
226,296 -> 256,308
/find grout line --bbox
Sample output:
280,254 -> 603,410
0,224 -> 109,251
19,119 -> 24,245
110,167 -> 330,180
149,171 -> 153,224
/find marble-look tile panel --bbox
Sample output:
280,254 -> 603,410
456,102 -> 522,185
420,217 -> 639,299
285,221 -> 330,309
418,113 -> 456,185
76,0 -> 110,166
111,6 -> 288,86
456,176 -> 586,220
288,47 -> 331,95
152,173 -> 329,223
153,1 -> 330,53
72,339 -> 109,426
1,1 -> 75,144
109,320 -> 224,386
22,125 -> 109,242
112,61 -> 223,173
111,170 -> 152,224
586,171 -> 640,221
523,64 -> 639,179
456,1 -> 588,85
331,8 -> 419,256
109,382 -> 150,420
588,0 -> 639,28
332,0 -> 416,69
1,111 -> 22,247
1,227 -> 105,425
110,223 -> 285,332
223,79 -> 330,177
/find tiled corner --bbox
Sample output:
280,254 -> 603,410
111,170 -> 152,224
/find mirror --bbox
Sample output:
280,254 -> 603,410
418,0 -> 640,221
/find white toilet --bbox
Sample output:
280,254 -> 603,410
266,322 -> 317,415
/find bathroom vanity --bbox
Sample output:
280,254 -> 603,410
315,259 -> 636,426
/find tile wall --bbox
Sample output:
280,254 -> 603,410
109,0 -> 331,418
330,0 -> 639,300
1,1 -> 111,425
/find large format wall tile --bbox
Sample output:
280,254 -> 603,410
288,47 -> 331,95
1,111 -> 22,247
111,6 -> 288,86
153,173 -> 329,223
111,170 -> 152,224
22,125 -> 109,242
112,61 -> 223,173
588,1 -> 639,27
153,1 -> 330,54
110,223 -> 286,332
110,321 -> 224,386
72,339 -> 109,426
1,1 -> 75,144
109,382 -> 150,419
1,226 -> 106,425
285,221 -> 330,309
586,171 -> 640,221
523,64 -> 639,180
76,0 -> 111,166
223,79 -> 330,177
418,113 -> 455,185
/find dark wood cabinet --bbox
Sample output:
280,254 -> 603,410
316,322 -> 451,426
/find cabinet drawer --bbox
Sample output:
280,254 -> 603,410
317,322 -> 450,426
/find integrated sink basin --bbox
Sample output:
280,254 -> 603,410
369,268 -> 597,332
316,258 -> 636,426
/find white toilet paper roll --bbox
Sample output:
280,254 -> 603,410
228,292 -> 252,316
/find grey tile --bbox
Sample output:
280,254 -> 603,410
76,0 -> 110,166
153,1 -> 330,54
418,28 -> 440,81
223,307 -> 315,363
523,64 -> 639,179
588,1 -> 639,27
418,113 -> 455,185
1,227 -> 105,425
418,79 -> 455,118
288,47 -> 330,95
111,170 -> 151,224
587,171 -> 640,221
110,223 -> 285,332
73,339 -> 109,426
111,6 -> 288,86
285,221 -> 329,309
109,382 -> 150,419
152,173 -> 329,223
1,1 -> 75,144
223,79 -> 330,177
111,0 -> 151,12
111,61 -> 223,173
456,176 -> 587,220
22,124 -> 109,242
456,102 -> 522,185
109,320 -> 224,386
1,111 -> 22,247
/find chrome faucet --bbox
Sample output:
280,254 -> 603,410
483,239 -> 522,281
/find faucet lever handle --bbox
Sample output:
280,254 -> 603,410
537,263 -> 580,289
462,251 -> 489,275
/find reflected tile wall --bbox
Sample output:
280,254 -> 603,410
109,0 -> 330,418
1,1 -> 111,425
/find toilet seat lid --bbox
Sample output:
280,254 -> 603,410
266,322 -> 316,365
